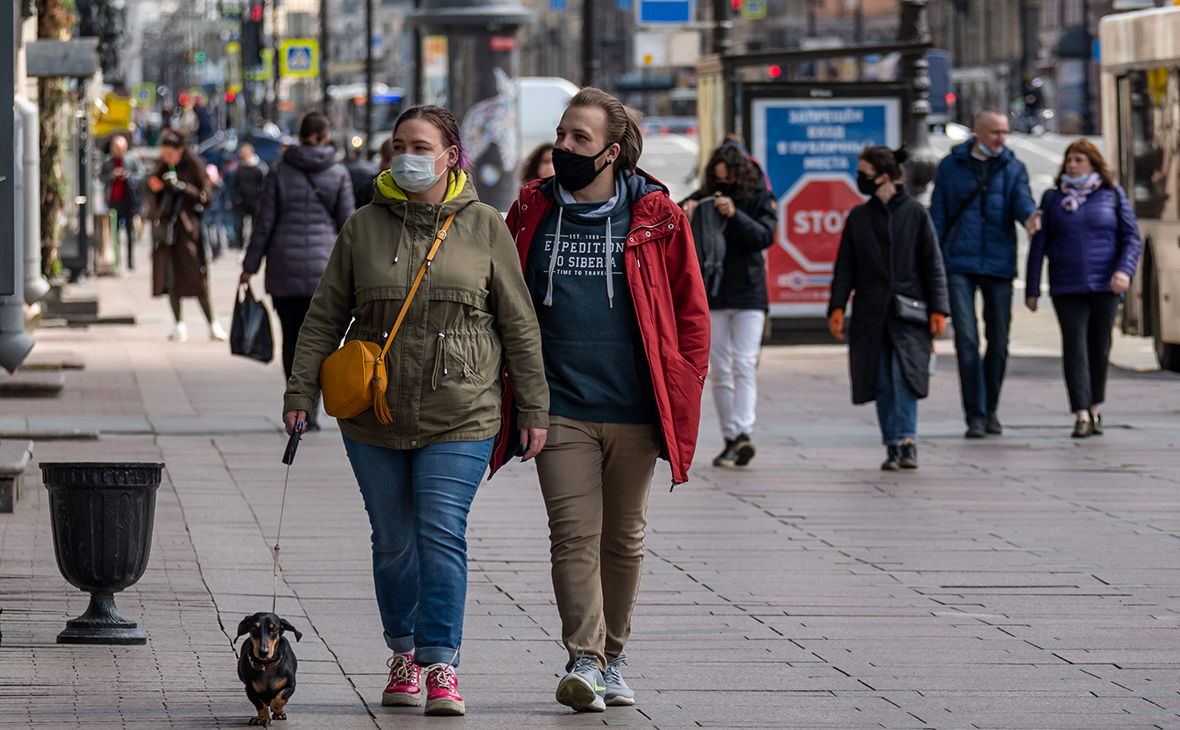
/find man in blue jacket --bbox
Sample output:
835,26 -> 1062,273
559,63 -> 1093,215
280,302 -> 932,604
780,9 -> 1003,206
930,109 -> 1040,438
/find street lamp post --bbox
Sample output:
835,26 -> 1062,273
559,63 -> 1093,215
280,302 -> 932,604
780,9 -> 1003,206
897,0 -> 939,196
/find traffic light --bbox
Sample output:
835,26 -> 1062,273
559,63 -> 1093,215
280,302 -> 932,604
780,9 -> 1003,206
242,4 -> 264,67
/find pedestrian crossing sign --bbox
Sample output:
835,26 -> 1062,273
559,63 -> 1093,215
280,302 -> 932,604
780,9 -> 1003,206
132,83 -> 156,105
279,39 -> 319,78
742,0 -> 766,20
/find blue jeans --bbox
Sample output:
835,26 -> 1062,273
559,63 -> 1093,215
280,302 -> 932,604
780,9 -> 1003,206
875,339 -> 918,445
947,273 -> 1012,426
342,434 -> 494,668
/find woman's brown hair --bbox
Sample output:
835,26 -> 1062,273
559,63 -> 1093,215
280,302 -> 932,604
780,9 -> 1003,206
521,143 -> 554,184
155,129 -> 209,189
1056,138 -> 1114,189
566,87 -> 643,173
392,105 -> 469,171
702,143 -> 763,200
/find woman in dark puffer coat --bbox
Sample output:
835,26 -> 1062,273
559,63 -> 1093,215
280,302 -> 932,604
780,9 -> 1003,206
241,113 -> 355,428
828,146 -> 950,471
1025,139 -> 1142,438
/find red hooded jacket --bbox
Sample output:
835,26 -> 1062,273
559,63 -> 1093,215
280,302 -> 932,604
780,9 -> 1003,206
491,170 -> 710,486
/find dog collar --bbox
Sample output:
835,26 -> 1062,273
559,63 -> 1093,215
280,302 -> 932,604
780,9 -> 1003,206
248,652 -> 283,671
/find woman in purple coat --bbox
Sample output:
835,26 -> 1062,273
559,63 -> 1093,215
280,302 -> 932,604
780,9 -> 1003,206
1025,139 -> 1142,438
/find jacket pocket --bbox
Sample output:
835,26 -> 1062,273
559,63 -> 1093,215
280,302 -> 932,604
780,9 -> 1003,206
431,330 -> 498,390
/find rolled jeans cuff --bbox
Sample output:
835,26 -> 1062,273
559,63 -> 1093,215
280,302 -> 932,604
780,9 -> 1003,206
385,631 -> 415,655
415,645 -> 461,668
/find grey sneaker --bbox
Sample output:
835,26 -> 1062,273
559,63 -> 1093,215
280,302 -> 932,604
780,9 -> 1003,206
556,657 -> 606,712
604,655 -> 635,706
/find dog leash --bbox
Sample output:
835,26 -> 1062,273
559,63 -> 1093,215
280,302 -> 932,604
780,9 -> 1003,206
273,424 -> 303,612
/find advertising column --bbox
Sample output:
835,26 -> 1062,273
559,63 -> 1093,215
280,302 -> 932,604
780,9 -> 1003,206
749,92 -> 902,317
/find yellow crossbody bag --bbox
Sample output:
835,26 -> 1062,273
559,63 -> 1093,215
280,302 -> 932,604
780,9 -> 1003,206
319,213 -> 455,424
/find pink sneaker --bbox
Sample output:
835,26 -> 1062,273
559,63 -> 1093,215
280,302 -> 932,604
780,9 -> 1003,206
382,653 -> 423,706
423,663 -> 464,716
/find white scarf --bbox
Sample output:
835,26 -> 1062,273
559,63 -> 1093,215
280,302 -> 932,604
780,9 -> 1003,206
1060,172 -> 1102,212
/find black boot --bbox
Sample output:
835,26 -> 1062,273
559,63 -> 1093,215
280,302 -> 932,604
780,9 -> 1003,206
733,433 -> 756,466
713,439 -> 737,467
881,445 -> 901,471
898,440 -> 918,469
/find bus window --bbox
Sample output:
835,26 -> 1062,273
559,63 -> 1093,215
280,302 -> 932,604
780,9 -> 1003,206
1124,68 -> 1180,221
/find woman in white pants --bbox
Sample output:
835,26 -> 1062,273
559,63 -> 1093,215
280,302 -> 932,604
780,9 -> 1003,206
683,142 -> 778,466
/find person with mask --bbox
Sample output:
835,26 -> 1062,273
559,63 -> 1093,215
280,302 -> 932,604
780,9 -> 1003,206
148,130 -> 225,342
241,112 -> 355,430
930,108 -> 1040,439
504,87 -> 710,712
828,146 -> 950,470
282,105 -> 548,717
1025,139 -> 1141,437
230,143 -> 268,250
99,135 -> 145,271
681,143 -> 777,467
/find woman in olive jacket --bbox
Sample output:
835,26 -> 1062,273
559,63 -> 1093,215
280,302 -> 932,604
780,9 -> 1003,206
282,106 -> 548,717
828,146 -> 950,470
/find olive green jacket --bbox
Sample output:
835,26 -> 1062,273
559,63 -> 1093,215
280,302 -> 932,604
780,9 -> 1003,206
284,171 -> 549,449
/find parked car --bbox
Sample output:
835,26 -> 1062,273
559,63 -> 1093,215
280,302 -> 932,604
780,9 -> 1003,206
639,116 -> 698,136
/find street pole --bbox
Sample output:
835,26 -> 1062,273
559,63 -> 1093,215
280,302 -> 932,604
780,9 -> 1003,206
0,2 -> 14,298
712,0 -> 728,55
581,0 -> 596,88
74,82 -> 91,282
271,0 -> 281,121
365,0 -> 374,158
320,0 -> 330,113
897,0 -> 939,196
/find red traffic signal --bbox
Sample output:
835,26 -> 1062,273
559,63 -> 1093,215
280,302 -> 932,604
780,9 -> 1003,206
767,64 -> 782,79
225,91 -> 236,103
730,0 -> 742,10
251,4 -> 263,21
178,92 -> 189,105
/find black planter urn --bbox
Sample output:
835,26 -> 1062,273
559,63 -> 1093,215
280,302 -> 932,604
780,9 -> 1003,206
40,462 -> 164,644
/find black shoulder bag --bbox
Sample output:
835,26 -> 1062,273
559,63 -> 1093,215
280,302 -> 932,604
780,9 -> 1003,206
888,204 -> 930,326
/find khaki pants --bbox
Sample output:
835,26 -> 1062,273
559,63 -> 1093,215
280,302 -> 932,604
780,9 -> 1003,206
535,415 -> 661,672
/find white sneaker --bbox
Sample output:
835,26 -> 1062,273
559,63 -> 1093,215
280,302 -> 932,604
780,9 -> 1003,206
168,322 -> 188,342
209,321 -> 228,341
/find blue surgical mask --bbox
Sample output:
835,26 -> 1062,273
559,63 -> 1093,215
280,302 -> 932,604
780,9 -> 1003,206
389,149 -> 451,193
978,142 -> 1002,159
1061,173 -> 1089,186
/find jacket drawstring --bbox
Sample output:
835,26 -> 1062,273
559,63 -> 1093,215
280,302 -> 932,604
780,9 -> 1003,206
604,217 -> 614,308
543,207 -> 564,307
393,203 -> 409,264
432,332 -> 446,390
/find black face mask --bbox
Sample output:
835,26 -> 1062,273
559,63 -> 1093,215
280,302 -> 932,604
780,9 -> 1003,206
552,146 -> 612,192
716,182 -> 736,197
856,171 -> 881,196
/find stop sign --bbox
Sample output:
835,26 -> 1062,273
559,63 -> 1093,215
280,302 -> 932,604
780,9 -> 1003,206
778,174 -> 865,270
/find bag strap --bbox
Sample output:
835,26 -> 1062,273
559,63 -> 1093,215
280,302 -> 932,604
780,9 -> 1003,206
378,212 -> 456,360
371,213 -> 457,424
943,159 -> 1002,244
299,168 -> 341,231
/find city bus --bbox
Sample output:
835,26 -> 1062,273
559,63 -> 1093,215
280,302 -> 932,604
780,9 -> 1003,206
1099,7 -> 1180,372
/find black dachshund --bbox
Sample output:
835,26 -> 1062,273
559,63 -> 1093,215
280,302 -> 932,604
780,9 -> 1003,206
235,612 -> 301,726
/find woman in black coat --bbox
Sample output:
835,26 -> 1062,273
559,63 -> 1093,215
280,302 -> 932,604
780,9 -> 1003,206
682,142 -> 778,468
828,146 -> 950,470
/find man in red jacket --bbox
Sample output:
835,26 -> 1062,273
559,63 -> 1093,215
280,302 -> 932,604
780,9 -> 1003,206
501,88 -> 709,713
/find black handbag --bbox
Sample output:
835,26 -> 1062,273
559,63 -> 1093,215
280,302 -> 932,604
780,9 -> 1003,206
230,284 -> 274,363
893,292 -> 929,325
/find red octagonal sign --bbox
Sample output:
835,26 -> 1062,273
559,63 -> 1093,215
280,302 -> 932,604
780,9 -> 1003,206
777,174 -> 865,272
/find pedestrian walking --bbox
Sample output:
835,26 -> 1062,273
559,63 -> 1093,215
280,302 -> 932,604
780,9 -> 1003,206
345,148 -> 379,208
681,143 -> 777,467
828,146 -> 950,470
281,105 -> 548,716
98,135 -> 144,270
230,143 -> 268,250
504,87 -> 710,712
521,142 -> 554,184
930,108 -> 1041,438
1024,139 -> 1142,437
148,130 -> 225,342
241,112 -> 355,430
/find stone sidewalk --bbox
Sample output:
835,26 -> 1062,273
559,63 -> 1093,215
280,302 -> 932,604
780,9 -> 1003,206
1,243 -> 1179,728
